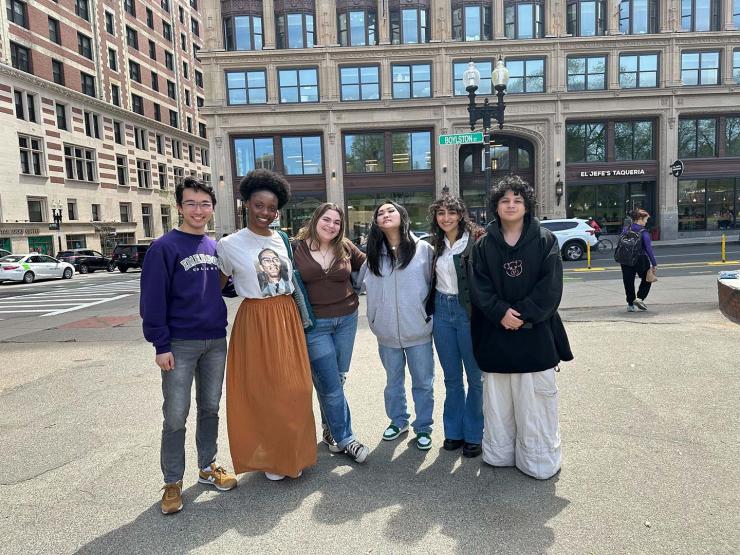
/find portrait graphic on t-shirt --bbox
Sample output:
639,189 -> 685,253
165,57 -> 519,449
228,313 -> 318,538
256,248 -> 293,297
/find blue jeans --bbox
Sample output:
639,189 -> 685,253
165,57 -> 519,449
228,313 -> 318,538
432,291 -> 483,444
305,311 -> 358,449
161,337 -> 227,484
378,341 -> 434,434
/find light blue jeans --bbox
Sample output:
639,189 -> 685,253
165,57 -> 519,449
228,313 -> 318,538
378,341 -> 434,434
305,311 -> 358,450
432,291 -> 483,444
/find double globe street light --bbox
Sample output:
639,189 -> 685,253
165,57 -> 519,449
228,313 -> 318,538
464,58 -> 510,197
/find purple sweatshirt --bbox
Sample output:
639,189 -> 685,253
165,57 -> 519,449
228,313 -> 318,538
140,229 -> 227,354
622,223 -> 657,267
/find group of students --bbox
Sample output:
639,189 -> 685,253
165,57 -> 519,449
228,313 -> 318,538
140,170 -> 573,515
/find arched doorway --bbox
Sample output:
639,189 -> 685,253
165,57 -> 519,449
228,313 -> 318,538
458,134 -> 535,225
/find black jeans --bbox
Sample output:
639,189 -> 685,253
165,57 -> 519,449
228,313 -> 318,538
620,256 -> 651,305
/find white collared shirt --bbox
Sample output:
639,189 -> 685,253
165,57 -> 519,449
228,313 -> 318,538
435,231 -> 469,295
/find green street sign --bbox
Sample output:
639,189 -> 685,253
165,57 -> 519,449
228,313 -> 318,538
438,132 -> 484,146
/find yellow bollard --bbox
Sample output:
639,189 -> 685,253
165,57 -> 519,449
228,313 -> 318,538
722,234 -> 726,263
587,242 -> 591,269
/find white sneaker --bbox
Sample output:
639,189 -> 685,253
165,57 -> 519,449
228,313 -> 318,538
264,472 -> 285,481
627,305 -> 636,312
634,298 -> 648,310
344,440 -> 369,463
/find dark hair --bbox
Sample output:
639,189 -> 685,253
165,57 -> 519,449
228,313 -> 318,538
256,247 -> 290,289
176,176 -> 217,206
366,200 -> 416,276
488,175 -> 536,217
295,202 -> 352,262
427,194 -> 479,257
629,208 -> 649,221
239,169 -> 290,209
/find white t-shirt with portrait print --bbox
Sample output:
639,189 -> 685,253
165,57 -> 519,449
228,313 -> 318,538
216,227 -> 295,299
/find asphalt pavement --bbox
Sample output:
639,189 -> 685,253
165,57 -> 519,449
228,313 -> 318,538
1,253 -> 738,554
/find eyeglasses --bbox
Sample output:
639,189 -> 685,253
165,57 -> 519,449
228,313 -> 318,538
182,201 -> 213,210
259,256 -> 280,264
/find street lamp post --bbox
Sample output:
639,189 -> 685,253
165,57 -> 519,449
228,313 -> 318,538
464,59 -> 510,201
51,202 -> 63,255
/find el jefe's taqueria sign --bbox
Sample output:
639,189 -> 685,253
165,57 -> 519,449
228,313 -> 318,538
579,169 -> 647,177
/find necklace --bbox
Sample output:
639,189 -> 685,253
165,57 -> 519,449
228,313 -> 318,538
314,244 -> 334,272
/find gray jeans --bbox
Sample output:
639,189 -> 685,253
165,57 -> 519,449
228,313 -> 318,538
161,337 -> 227,484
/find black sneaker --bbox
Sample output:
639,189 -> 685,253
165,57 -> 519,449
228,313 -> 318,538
322,425 -> 341,453
462,442 -> 482,458
443,438 -> 464,451
344,440 -> 369,463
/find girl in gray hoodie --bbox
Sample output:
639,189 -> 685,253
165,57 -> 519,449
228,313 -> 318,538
361,201 -> 435,451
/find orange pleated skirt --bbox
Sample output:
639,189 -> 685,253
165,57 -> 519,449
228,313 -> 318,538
226,294 -> 317,476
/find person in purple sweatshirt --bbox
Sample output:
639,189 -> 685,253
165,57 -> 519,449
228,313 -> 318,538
620,208 -> 658,312
140,176 -> 237,515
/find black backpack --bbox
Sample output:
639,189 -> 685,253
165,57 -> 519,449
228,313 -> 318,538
614,229 -> 643,266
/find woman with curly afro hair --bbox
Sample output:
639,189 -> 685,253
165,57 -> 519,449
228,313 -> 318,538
216,169 -> 316,481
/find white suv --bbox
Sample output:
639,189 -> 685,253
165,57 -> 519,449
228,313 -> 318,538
540,218 -> 598,261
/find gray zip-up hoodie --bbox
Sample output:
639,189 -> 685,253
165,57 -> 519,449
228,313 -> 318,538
360,237 -> 434,349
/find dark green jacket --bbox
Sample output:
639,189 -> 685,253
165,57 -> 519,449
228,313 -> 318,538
425,233 -> 476,318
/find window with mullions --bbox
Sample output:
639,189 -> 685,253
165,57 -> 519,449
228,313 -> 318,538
390,7 -> 430,44
567,56 -> 607,91
81,73 -> 96,97
344,133 -> 385,173
614,121 -> 654,160
392,64 -> 431,99
226,70 -> 267,105
278,68 -> 319,103
391,131 -> 432,171
10,42 -> 31,73
78,33 -> 92,59
506,58 -> 545,94
126,26 -> 138,49
566,123 -> 606,162
338,9 -> 377,46
453,60 -> 492,95
567,0 -> 606,36
681,0 -> 720,31
282,136 -> 323,175
340,67 -> 380,101
14,90 -> 37,123
619,0 -> 658,34
76,0 -> 89,20
452,3 -> 492,41
49,18 -> 61,44
504,1 -> 544,39
64,144 -> 97,182
276,13 -> 315,49
681,51 -> 720,85
19,135 -> 44,176
7,0 -> 28,28
726,117 -> 740,156
234,138 -> 275,175
618,53 -> 658,88
52,60 -> 64,85
678,118 -> 717,158
223,15 -> 263,50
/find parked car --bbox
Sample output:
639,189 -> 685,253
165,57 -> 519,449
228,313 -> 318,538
540,218 -> 599,261
0,254 -> 74,283
0,248 -> 11,258
110,244 -> 150,272
56,249 -> 115,273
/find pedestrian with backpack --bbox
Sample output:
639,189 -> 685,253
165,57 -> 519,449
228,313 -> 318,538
614,208 -> 657,312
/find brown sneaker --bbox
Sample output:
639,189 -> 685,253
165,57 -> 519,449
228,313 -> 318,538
198,463 -> 237,491
160,481 -> 183,515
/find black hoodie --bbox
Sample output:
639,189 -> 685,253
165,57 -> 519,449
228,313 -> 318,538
469,215 -> 573,373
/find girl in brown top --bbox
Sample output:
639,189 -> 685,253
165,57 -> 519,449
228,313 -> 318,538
293,203 -> 370,463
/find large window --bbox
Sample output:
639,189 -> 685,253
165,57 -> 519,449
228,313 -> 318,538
81,73 -> 96,97
223,15 -> 263,50
681,51 -> 720,85
137,160 -> 151,189
76,0 -> 89,20
619,0 -> 657,34
453,60 -> 491,95
619,53 -> 658,88
234,138 -> 275,175
566,123 -> 606,162
727,117 -> 740,156
567,56 -> 607,91
281,136 -> 323,175
7,0 -> 28,27
344,133 -> 385,173
64,145 -> 97,182
339,66 -> 380,101
226,70 -> 267,105
567,0 -> 606,36
452,2 -> 492,41
391,131 -> 432,171
678,118 -> 717,158
10,42 -> 31,73
338,8 -> 377,46
392,63 -> 432,99
276,12 -> 315,49
116,155 -> 128,185
14,90 -> 37,122
278,68 -> 319,103
678,178 -> 740,231
504,1 -> 544,39
681,0 -> 720,31
19,135 -> 44,176
390,7 -> 429,44
346,191 -> 434,242
614,121 -> 654,160
78,33 -> 92,59
506,58 -> 545,94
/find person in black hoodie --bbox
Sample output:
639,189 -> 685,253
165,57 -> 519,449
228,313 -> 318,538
469,176 -> 573,480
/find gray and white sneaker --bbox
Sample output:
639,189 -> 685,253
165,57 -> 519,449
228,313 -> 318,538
627,304 -> 636,312
344,440 -> 369,463
633,298 -> 648,310
322,425 -> 342,453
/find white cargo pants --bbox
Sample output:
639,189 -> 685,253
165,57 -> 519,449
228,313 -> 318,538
481,368 -> 561,480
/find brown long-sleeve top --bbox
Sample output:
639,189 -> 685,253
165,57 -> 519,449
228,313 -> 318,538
293,239 -> 366,318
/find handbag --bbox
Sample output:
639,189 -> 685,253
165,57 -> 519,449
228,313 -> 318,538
646,267 -> 658,283
277,231 -> 315,331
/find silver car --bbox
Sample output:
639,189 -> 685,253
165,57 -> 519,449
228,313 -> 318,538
0,254 -> 75,284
